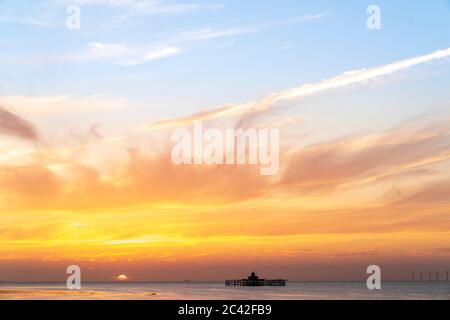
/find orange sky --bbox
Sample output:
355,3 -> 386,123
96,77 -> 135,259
1,53 -> 450,282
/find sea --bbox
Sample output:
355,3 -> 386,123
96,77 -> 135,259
1,281 -> 449,300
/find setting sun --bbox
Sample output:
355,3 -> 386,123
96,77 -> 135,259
117,275 -> 128,282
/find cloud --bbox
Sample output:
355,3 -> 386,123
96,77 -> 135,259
59,14 -> 321,65
1,9 -> 330,67
122,46 -> 182,66
148,47 -> 450,129
258,13 -> 333,28
1,111 -> 450,275
177,13 -> 331,42
1,115 -> 449,211
55,0 -> 198,10
0,0 -> 53,27
395,182 -> 450,207
0,107 -> 40,141
0,95 -> 126,114
2,0 -> 212,29
0,165 -> 59,201
279,120 -> 450,195
0,16 -> 51,27
0,155 -> 268,210
86,42 -> 134,59
179,27 -> 258,41
111,1 -> 207,23
57,42 -> 182,66
276,48 -> 450,101
54,0 -> 220,22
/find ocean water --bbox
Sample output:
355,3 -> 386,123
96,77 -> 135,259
1,282 -> 449,300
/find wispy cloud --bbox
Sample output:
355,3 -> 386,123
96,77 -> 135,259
179,27 -> 258,41
0,0 -> 53,27
148,47 -> 450,128
177,13 -> 331,42
86,42 -> 134,59
258,13 -> 333,28
53,0 -> 222,23
112,2 -> 221,23
0,16 -> 51,27
74,13 -> 327,65
54,0 -> 199,9
52,42 -> 182,66
0,41 -> 182,66
279,119 -> 450,195
276,47 -> 450,101
0,0 -> 214,28
0,95 -> 126,114
121,46 -> 182,66
0,107 -> 40,141
0,6 -> 329,67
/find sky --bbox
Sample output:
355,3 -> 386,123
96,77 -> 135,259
0,0 -> 450,282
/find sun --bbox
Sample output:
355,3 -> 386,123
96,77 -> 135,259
117,274 -> 128,281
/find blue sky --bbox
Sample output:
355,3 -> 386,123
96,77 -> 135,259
0,0 -> 449,130
2,1 -> 450,282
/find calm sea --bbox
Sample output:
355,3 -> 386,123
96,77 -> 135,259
1,282 -> 449,300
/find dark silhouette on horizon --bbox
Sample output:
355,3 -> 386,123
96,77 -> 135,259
226,272 -> 286,287
413,270 -> 449,282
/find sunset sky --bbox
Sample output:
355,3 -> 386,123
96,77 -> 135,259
1,0 -> 450,282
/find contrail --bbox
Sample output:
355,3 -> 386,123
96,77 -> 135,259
277,47 -> 450,101
149,47 -> 450,129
